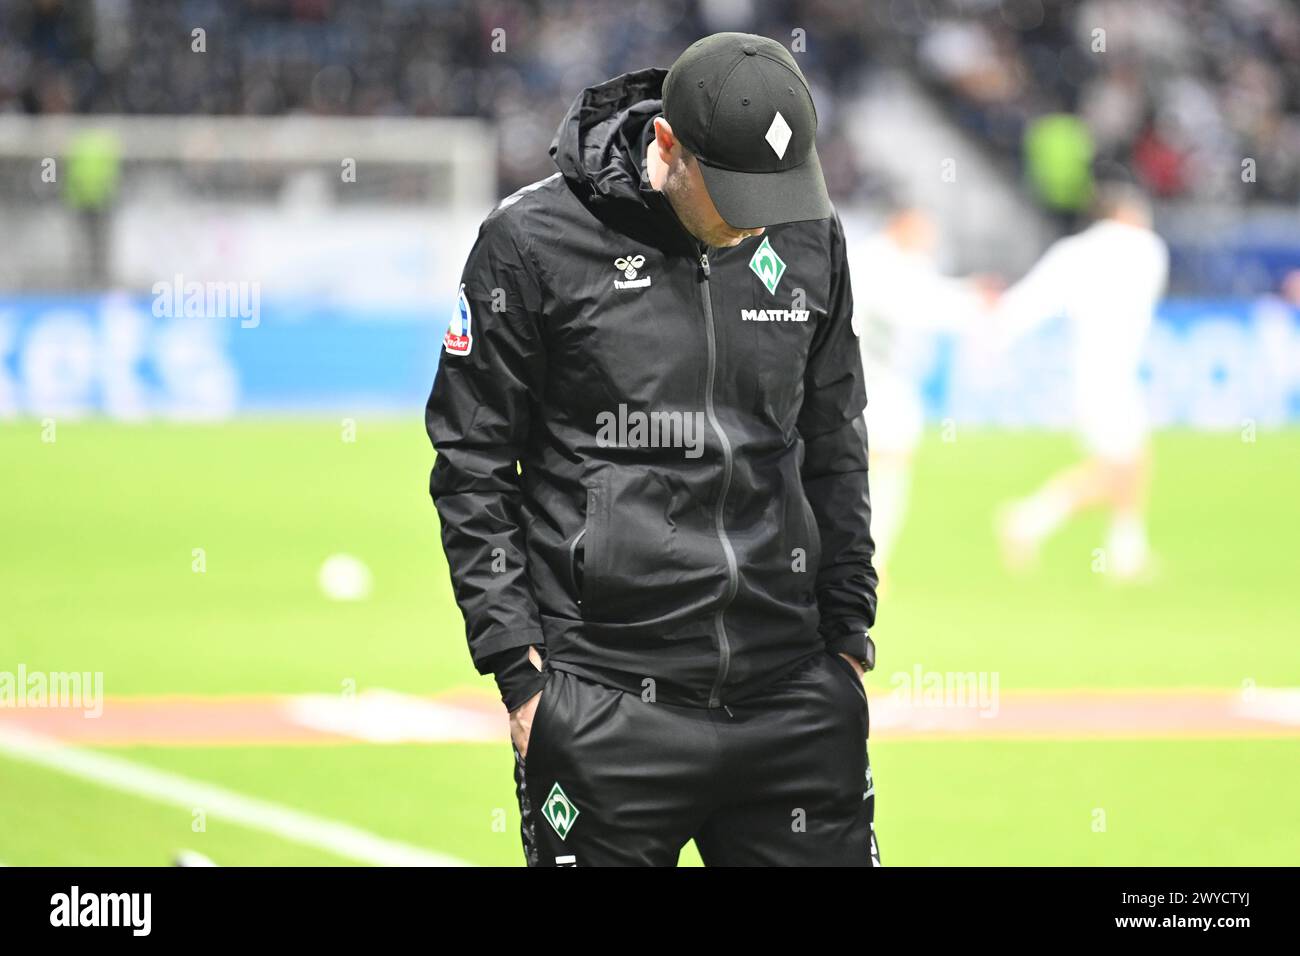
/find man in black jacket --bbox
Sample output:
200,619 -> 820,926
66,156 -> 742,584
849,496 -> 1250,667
426,33 -> 879,866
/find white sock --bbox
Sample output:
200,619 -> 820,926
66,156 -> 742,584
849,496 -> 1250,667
1107,514 -> 1149,578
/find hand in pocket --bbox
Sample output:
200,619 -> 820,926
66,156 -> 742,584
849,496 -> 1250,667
509,646 -> 545,758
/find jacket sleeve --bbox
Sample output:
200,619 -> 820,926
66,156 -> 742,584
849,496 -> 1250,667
798,211 -> 879,640
426,211 -> 547,674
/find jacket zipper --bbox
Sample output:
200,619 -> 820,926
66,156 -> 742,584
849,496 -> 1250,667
698,251 -> 740,708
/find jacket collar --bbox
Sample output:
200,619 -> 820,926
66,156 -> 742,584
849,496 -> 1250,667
550,68 -> 699,255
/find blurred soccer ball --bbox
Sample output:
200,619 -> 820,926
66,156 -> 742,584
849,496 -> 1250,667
318,554 -> 373,602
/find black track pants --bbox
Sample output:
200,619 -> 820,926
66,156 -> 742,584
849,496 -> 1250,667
512,650 -> 880,867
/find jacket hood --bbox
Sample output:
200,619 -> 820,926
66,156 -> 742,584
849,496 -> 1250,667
549,68 -> 695,252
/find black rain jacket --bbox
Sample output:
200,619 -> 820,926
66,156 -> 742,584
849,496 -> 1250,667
426,68 -> 877,708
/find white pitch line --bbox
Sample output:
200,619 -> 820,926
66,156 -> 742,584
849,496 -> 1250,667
1233,688 -> 1300,726
0,726 -> 470,867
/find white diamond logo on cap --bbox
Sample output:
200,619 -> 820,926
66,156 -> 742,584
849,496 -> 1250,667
765,111 -> 792,159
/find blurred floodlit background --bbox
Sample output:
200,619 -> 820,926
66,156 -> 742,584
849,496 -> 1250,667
1,0 -> 1297,867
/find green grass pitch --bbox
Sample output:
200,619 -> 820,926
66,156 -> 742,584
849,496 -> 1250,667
2,421 -> 1297,865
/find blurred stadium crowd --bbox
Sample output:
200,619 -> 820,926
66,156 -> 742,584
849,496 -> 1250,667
5,0 -> 1298,209
911,0 -> 1300,205
1,0 -> 873,200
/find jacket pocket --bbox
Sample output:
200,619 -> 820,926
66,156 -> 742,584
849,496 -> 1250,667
577,469 -> 716,626
579,483 -> 603,611
796,488 -> 822,604
566,527 -> 587,603
778,450 -> 821,607
826,650 -> 868,704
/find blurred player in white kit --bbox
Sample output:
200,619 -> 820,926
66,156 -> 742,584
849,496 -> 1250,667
849,198 -> 993,582
994,184 -> 1169,579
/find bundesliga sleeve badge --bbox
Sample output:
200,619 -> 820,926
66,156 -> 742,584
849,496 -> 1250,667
443,284 -> 473,356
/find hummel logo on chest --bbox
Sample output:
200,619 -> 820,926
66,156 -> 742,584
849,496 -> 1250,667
613,255 -> 651,290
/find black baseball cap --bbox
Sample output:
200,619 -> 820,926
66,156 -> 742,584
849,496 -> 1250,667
662,33 -> 832,229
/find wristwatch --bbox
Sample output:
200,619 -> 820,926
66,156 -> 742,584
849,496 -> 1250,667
828,630 -> 876,672
858,634 -> 876,673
